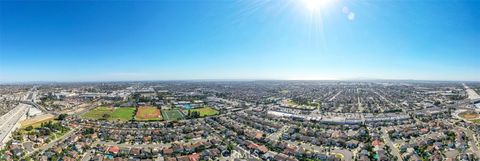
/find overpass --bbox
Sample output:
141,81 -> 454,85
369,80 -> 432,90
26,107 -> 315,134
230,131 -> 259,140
19,101 -> 48,113
0,89 -> 37,148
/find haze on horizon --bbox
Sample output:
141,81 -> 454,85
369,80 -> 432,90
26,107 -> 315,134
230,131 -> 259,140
0,0 -> 479,82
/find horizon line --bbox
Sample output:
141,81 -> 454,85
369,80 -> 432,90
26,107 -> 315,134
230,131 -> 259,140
1,78 -> 479,85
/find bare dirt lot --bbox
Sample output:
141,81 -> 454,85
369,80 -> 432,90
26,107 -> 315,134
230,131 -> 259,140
20,114 -> 55,128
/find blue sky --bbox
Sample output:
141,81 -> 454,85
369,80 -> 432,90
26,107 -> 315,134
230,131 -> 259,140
0,0 -> 479,82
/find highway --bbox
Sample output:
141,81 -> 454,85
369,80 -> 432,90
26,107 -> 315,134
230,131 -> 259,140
0,104 -> 29,148
463,83 -> 480,100
0,89 -> 36,148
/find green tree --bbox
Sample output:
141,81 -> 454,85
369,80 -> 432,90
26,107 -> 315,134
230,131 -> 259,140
57,114 -> 68,120
102,113 -> 110,120
25,126 -> 33,131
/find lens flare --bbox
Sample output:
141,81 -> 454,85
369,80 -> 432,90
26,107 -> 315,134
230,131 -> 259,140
302,0 -> 331,11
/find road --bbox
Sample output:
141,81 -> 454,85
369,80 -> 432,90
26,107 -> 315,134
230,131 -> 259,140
328,90 -> 343,102
35,128 -> 77,154
0,103 -> 29,148
22,127 -> 79,159
0,88 -> 42,149
331,149 -> 353,161
461,127 -> 480,159
449,122 -> 480,159
95,136 -> 210,149
81,149 -> 94,161
267,125 -> 290,140
463,83 -> 480,100
381,128 -> 403,160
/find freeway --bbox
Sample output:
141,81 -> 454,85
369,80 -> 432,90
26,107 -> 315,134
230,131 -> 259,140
0,104 -> 29,148
0,89 -> 37,149
463,83 -> 480,100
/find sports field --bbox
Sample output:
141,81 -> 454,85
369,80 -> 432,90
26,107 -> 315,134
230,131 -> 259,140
459,111 -> 480,120
82,107 -> 135,121
188,107 -> 219,117
162,109 -> 185,121
135,106 -> 162,121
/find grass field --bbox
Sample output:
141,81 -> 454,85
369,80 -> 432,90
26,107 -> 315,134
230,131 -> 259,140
162,109 -> 185,121
283,99 -> 298,107
135,106 -> 162,121
82,107 -> 135,121
187,107 -> 219,117
111,107 -> 136,121
472,119 -> 480,124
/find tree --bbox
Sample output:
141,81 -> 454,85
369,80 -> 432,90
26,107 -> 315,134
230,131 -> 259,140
190,111 -> 200,118
25,126 -> 33,131
227,142 -> 235,151
57,114 -> 68,120
102,113 -> 110,120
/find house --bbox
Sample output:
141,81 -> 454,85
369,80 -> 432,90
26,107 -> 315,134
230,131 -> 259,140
188,153 -> 200,161
176,155 -> 189,161
165,157 -> 176,161
62,156 -> 76,161
107,146 -> 120,154
130,148 -> 141,156
346,140 -> 359,149
163,148 -> 173,156
357,155 -> 370,161
257,145 -> 269,154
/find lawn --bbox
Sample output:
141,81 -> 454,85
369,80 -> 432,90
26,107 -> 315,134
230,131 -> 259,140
162,109 -> 185,121
472,119 -> 480,124
110,107 -> 136,121
135,106 -> 162,121
82,107 -> 135,121
187,107 -> 219,117
283,99 -> 298,107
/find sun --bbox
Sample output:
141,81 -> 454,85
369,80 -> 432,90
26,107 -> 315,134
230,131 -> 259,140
302,0 -> 331,11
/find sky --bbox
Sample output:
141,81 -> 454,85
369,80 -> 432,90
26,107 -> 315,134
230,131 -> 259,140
0,0 -> 479,82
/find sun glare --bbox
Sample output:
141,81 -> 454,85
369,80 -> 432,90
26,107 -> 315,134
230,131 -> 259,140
302,0 -> 331,11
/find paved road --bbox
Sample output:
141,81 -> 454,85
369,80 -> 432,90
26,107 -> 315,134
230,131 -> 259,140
285,140 -> 325,153
267,125 -> 289,140
21,127 -> 79,160
96,137 -> 210,149
0,89 -> 38,148
382,128 -> 403,160
331,149 -> 353,161
81,149 -> 94,161
453,125 -> 480,158
0,104 -> 29,148
328,90 -> 343,102
463,83 -> 480,100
